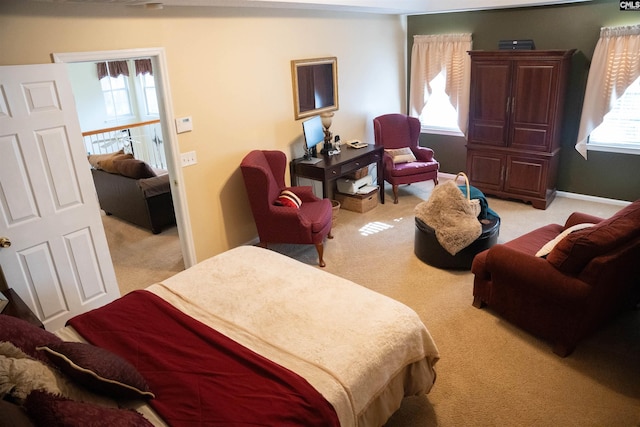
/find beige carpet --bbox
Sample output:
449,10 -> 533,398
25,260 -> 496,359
105,183 -> 640,426
269,181 -> 640,427
101,214 -> 184,296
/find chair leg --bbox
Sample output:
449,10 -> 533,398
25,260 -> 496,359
315,242 -> 326,267
327,231 -> 333,239
392,184 -> 399,204
433,177 -> 438,186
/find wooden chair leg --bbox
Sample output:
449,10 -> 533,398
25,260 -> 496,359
327,231 -> 334,239
433,177 -> 439,186
392,185 -> 399,204
472,296 -> 485,308
315,242 -> 326,267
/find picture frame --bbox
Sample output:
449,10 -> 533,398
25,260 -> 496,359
291,57 -> 338,120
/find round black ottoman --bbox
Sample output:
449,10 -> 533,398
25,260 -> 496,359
414,216 -> 500,270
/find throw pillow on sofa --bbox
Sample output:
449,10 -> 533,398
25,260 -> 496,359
96,153 -> 134,173
87,150 -> 125,170
112,159 -> 157,180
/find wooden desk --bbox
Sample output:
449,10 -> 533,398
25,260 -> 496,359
1,288 -> 44,329
290,145 -> 385,203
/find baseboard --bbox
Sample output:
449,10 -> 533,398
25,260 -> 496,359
437,172 -> 630,207
556,191 -> 631,206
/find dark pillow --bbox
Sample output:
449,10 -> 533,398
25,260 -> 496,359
0,314 -> 62,364
274,190 -> 302,208
547,200 -> 640,275
0,398 -> 35,427
37,342 -> 155,400
25,390 -> 154,427
96,153 -> 134,173
112,159 -> 157,180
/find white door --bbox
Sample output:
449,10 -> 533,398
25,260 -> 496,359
0,64 -> 120,331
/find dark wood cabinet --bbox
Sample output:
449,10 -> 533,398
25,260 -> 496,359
466,50 -> 574,209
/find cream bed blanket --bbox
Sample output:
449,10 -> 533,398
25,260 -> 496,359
59,246 -> 439,426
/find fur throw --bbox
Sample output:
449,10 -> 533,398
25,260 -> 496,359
414,180 -> 482,255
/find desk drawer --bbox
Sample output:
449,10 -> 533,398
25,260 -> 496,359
339,158 -> 372,175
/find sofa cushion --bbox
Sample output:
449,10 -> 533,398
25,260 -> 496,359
87,150 -> 124,169
547,200 -> 640,275
112,159 -> 157,179
97,153 -> 134,173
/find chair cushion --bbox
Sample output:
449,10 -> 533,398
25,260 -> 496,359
547,200 -> 640,275
388,160 -> 439,177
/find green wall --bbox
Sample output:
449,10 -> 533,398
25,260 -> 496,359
408,0 -> 640,202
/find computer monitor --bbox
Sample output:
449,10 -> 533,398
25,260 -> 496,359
302,115 -> 324,159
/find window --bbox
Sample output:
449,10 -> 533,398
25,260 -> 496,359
409,33 -> 472,137
139,72 -> 159,116
588,76 -> 640,155
100,74 -> 132,119
418,70 -> 463,136
575,24 -> 640,158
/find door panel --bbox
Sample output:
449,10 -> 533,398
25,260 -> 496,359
0,64 -> 119,331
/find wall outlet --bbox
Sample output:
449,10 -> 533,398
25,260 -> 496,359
181,151 -> 197,167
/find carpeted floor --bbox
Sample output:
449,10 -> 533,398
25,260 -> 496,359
105,180 -> 640,426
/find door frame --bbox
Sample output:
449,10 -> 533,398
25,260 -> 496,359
53,47 -> 196,268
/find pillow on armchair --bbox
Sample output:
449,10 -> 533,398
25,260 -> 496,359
384,147 -> 417,164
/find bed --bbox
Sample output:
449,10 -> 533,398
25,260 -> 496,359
1,246 -> 439,426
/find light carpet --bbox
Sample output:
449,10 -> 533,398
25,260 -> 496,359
106,182 -> 640,426
270,181 -> 639,427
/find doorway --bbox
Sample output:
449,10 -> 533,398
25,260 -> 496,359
53,48 -> 196,288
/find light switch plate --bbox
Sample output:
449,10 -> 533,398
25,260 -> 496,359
181,151 -> 197,167
175,116 -> 193,133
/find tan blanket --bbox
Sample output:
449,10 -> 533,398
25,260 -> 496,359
149,246 -> 439,427
415,180 -> 481,255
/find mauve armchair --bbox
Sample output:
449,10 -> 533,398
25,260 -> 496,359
373,114 -> 439,204
240,150 -> 333,267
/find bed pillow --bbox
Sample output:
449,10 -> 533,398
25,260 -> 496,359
96,153 -> 134,173
535,223 -> 595,258
25,390 -> 154,427
384,147 -> 417,164
37,342 -> 155,400
112,159 -> 157,180
275,190 -> 302,208
0,314 -> 62,364
87,150 -> 124,169
0,341 -> 116,407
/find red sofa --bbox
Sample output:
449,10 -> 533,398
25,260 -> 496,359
471,199 -> 640,356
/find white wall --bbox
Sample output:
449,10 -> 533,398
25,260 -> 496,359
0,1 -> 407,260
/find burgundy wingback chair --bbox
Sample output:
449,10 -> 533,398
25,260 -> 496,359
373,114 -> 439,204
240,150 -> 333,267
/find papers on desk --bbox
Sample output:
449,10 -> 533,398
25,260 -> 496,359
300,157 -> 323,164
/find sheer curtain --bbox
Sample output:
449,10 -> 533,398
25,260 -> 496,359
575,25 -> 640,159
409,34 -> 472,135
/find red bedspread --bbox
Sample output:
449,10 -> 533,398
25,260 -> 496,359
67,290 -> 339,427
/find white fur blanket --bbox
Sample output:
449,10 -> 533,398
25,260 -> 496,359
415,180 -> 481,255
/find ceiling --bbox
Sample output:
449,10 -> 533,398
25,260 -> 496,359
32,0 -> 591,15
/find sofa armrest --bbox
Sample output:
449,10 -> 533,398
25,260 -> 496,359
486,244 -> 591,305
564,212 -> 604,229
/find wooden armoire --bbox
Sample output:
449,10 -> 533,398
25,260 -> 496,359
466,49 -> 575,209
